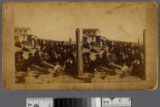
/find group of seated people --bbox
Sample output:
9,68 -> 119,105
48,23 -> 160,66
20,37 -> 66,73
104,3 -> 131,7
15,39 -> 145,79
15,40 -> 78,76
82,41 -> 145,79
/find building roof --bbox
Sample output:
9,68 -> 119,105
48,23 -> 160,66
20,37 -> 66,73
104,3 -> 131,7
15,27 -> 31,32
83,29 -> 100,33
83,29 -> 100,37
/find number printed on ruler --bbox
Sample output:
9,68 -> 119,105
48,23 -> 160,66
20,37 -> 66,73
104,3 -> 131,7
26,98 -> 53,107
102,97 -> 131,107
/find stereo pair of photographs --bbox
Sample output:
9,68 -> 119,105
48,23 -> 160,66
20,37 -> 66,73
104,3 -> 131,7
2,1 -> 158,90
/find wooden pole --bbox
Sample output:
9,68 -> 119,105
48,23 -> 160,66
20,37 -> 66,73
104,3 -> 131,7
76,28 -> 83,76
143,29 -> 146,79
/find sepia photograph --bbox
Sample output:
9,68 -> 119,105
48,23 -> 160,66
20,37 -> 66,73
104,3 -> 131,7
2,2 -> 158,90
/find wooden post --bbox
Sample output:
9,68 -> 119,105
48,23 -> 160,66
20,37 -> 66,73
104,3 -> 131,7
143,29 -> 146,79
138,38 -> 139,46
76,28 -> 83,76
69,37 -> 72,44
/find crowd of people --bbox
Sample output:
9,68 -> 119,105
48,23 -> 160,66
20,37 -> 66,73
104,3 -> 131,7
39,40 -> 77,75
15,40 -> 78,75
15,37 -> 145,79
82,40 -> 145,79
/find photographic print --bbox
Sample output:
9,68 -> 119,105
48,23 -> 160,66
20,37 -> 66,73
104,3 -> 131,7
2,2 -> 158,90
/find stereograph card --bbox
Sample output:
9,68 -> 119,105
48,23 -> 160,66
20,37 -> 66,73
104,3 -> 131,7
2,2 -> 158,90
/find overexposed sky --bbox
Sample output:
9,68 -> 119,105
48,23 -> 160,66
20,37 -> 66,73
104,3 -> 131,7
14,2 -> 147,42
